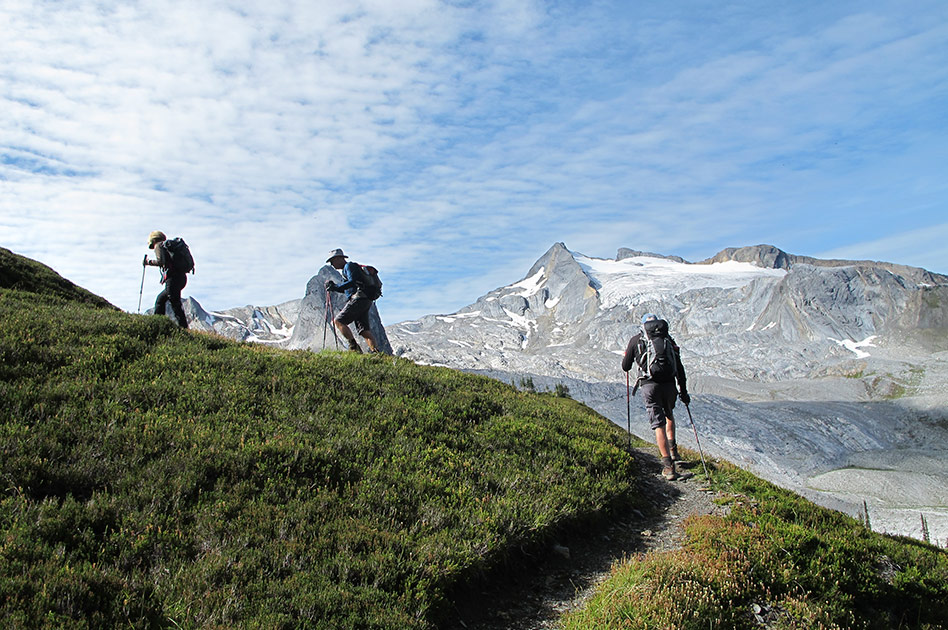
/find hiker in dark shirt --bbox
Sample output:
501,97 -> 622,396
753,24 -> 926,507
622,313 -> 691,480
144,230 -> 189,328
325,248 -> 380,353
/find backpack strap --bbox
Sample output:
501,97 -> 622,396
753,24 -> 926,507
637,327 -> 650,376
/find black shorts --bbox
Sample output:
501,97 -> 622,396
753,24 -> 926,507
640,380 -> 678,430
336,296 -> 373,334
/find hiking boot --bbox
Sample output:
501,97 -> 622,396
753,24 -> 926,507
670,446 -> 682,463
347,339 -> 363,353
661,465 -> 679,481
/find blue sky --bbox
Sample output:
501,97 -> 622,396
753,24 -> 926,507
2,0 -> 947,323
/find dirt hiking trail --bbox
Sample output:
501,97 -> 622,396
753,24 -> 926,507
443,446 -> 730,630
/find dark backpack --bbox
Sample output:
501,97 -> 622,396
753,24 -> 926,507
637,318 -> 677,382
358,264 -> 382,300
163,238 -> 195,274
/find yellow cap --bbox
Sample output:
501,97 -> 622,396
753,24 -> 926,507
147,230 -> 166,248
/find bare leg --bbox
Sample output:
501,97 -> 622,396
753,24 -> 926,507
655,426 -> 671,458
361,329 -> 379,353
334,320 -> 361,351
656,422 -> 680,480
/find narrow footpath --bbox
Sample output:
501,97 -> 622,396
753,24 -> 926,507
443,446 -> 730,630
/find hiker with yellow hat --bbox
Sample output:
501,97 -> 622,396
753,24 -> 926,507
144,230 -> 193,328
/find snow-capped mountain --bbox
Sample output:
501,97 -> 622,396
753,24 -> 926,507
387,243 -> 948,543
183,297 -> 302,344
389,242 -> 947,386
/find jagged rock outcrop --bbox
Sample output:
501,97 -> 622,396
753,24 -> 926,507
617,247 -> 686,264
705,244 -> 948,286
700,244 -> 792,269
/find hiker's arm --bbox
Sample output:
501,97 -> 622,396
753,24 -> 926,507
621,334 -> 639,372
332,262 -> 362,293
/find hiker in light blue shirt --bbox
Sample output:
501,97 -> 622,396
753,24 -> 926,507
325,248 -> 380,353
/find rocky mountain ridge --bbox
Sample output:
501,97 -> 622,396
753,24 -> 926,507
390,242 -> 948,384
704,244 -> 948,282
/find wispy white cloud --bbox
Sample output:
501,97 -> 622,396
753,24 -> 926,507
2,0 -> 947,323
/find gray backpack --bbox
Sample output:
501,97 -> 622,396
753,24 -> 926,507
637,319 -> 677,382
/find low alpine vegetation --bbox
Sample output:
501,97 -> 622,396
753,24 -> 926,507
562,461 -> 948,629
0,249 -> 634,629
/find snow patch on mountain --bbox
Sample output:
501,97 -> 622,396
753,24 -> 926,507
574,254 -> 787,310
436,311 -> 482,323
509,267 -> 546,297
206,307 -> 296,344
829,335 -> 878,359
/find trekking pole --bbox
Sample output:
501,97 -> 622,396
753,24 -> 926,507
625,371 -> 632,450
684,403 -> 711,480
322,297 -> 329,348
324,290 -> 340,350
322,286 -> 330,348
137,255 -> 147,313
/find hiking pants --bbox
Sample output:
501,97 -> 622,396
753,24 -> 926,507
640,380 -> 678,430
155,273 -> 188,328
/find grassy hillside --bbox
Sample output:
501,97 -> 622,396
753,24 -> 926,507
0,246 -> 116,309
0,249 -> 635,628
